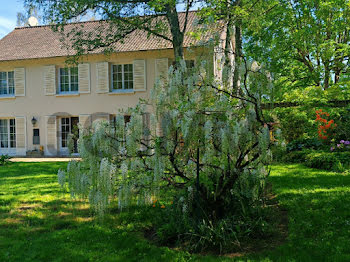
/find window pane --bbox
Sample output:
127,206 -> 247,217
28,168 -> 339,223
9,119 -> 16,148
0,119 -> 8,148
60,68 -> 69,92
8,72 -> 14,95
112,65 -> 123,90
70,67 -> 78,92
61,118 -> 70,148
0,72 -> 7,95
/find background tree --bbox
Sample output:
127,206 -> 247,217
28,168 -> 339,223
245,0 -> 350,100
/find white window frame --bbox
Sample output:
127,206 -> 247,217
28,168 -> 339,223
58,67 -> 79,94
111,64 -> 134,93
0,71 -> 15,97
60,117 -> 70,150
0,118 -> 16,149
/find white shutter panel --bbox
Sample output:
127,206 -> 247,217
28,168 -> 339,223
78,63 -> 90,93
14,68 -> 25,96
133,59 -> 146,91
96,62 -> 109,93
79,114 -> 91,135
15,117 -> 26,148
155,58 -> 169,82
46,116 -> 57,155
44,65 -> 56,95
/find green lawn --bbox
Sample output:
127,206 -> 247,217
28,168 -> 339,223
0,163 -> 349,261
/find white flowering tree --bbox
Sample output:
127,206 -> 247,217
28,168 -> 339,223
58,58 -> 272,220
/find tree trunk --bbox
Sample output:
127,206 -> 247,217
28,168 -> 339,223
324,62 -> 330,89
233,3 -> 242,94
165,4 -> 185,62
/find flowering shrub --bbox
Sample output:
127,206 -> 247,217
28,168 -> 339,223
331,140 -> 350,152
315,109 -> 336,140
57,59 -> 274,252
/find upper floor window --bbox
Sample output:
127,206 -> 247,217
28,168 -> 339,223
59,67 -> 78,93
111,64 -> 133,91
0,119 -> 16,148
0,71 -> 14,96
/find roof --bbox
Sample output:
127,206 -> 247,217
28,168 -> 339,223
0,12 -> 203,62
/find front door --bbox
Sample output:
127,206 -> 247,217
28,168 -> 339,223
60,117 -> 79,154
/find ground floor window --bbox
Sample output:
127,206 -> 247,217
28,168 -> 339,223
0,119 -> 16,148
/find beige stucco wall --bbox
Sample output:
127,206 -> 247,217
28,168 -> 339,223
0,48 -> 210,156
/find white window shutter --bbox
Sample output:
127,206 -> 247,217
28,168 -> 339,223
15,117 -> 26,148
79,114 -> 91,135
155,58 -> 169,82
14,68 -> 25,96
133,59 -> 146,91
96,62 -> 109,93
44,65 -> 56,95
78,63 -> 90,93
46,115 -> 57,155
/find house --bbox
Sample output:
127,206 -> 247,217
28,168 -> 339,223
0,12 -> 226,157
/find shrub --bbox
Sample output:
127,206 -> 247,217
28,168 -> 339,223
0,155 -> 11,166
281,150 -> 311,163
282,150 -> 350,172
286,138 -> 323,152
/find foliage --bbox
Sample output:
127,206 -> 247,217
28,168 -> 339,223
286,138 -> 323,152
331,139 -> 350,152
274,107 -> 315,142
57,58 -> 274,251
0,155 -> 11,166
282,150 -> 350,172
333,108 -> 350,141
281,150 -> 311,164
245,0 -> 350,98
315,109 -> 336,140
150,194 -> 275,253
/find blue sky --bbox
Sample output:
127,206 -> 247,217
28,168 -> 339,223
0,0 -> 25,38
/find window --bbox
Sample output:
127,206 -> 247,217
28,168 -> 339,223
61,118 -> 70,148
59,67 -> 78,93
33,129 -> 40,145
0,119 -> 16,148
60,117 -> 79,153
0,71 -> 15,96
111,64 -> 133,91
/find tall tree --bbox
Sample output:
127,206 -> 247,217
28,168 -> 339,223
24,0 -> 202,61
245,0 -> 350,98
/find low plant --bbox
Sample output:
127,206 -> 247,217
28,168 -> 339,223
0,155 -> 11,166
330,140 -> 350,152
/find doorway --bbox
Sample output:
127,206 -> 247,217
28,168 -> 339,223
60,117 -> 79,154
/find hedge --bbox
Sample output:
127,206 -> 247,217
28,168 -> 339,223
282,150 -> 350,172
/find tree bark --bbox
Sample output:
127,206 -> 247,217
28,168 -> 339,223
232,1 -> 242,94
165,4 -> 185,62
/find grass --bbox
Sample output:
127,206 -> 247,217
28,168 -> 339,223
0,163 -> 349,261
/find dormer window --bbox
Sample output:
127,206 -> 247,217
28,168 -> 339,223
0,71 -> 15,96
59,67 -> 78,93
111,64 -> 134,92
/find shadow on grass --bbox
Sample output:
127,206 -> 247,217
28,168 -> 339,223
245,164 -> 350,262
0,162 -> 197,262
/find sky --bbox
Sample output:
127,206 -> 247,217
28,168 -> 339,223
0,0 -> 25,38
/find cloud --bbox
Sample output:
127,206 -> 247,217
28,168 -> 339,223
0,16 -> 16,38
